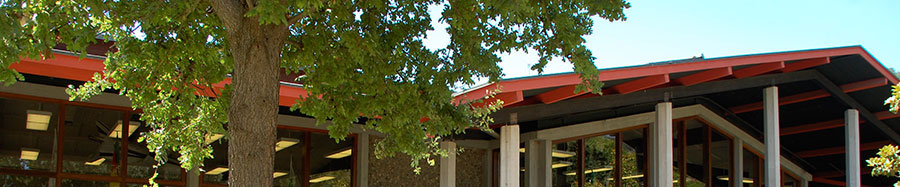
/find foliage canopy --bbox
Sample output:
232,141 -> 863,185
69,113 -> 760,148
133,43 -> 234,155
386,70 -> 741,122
1,0 -> 630,185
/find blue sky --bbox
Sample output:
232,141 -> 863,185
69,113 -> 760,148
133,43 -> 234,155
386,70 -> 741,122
426,1 -> 900,78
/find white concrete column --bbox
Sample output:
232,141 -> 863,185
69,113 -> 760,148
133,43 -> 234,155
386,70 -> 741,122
440,141 -> 457,187
500,125 -> 521,187
846,109 -> 861,187
732,139 -> 743,187
525,139 -> 551,187
650,102 -> 673,187
764,86 -> 781,187
800,179 -> 809,187
356,133 -> 370,187
187,167 -> 199,187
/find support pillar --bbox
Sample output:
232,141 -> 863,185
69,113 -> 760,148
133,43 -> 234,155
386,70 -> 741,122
846,109 -> 860,187
650,102 -> 673,187
732,139 -> 743,187
356,133 -> 369,187
440,141 -> 457,187
187,167 -> 199,187
500,125 -> 520,187
526,139 -> 551,187
764,86 -> 781,187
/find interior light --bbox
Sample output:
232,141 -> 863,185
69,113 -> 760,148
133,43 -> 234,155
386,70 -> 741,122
564,167 -> 613,176
607,174 -> 644,180
309,176 -> 335,183
273,172 -> 288,178
275,138 -> 300,152
20,148 -> 39,160
551,161 -> 572,169
325,148 -> 352,159
85,158 -> 106,165
206,167 -> 229,175
108,120 -> 140,138
518,148 -> 576,158
26,110 -> 52,131
551,150 -> 576,158
205,133 -> 224,144
717,175 -> 754,183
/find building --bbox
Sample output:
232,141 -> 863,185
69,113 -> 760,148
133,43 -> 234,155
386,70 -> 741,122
0,46 -> 897,186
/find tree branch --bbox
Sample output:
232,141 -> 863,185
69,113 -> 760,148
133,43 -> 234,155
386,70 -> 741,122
208,0 -> 244,30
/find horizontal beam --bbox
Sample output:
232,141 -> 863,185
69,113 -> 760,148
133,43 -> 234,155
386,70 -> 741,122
730,78 -> 888,114
733,61 -> 784,78
471,90 -> 524,108
783,57 -> 830,73
674,67 -> 732,86
814,169 -> 871,179
781,111 -> 899,136
812,177 -> 871,187
795,140 -> 891,158
608,74 -> 669,94
533,85 -> 585,104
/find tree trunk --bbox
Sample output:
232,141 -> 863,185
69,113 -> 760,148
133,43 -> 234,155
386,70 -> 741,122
210,1 -> 289,186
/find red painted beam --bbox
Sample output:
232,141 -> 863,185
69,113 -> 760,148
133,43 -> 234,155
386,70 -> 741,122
795,140 -> 891,158
781,111 -> 900,136
470,90 -> 524,108
815,169 -> 871,179
533,85 -> 586,104
732,61 -> 784,78
812,177 -> 871,187
674,67 -> 732,86
607,74 -> 670,95
730,78 -> 889,114
783,57 -> 830,73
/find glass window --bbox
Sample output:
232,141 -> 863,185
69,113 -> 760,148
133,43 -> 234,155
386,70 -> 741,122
743,149 -> 761,187
202,133 -> 229,184
682,121 -> 706,186
781,170 -> 798,187
274,130 -> 307,187
61,178 -> 116,186
62,105 -> 124,176
710,128 -> 731,187
621,128 -> 647,186
584,134 -> 616,186
125,114 -> 183,181
552,139 -> 579,187
0,97 -> 59,171
308,132 -> 352,187
0,174 -> 53,186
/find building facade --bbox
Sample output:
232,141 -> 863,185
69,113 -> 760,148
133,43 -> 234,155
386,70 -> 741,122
0,46 -> 897,186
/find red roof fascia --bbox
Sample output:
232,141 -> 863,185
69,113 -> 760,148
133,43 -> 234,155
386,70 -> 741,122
454,46 -> 899,105
10,53 -> 309,107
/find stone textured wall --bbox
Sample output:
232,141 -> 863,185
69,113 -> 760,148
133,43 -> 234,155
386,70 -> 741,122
368,137 -> 486,186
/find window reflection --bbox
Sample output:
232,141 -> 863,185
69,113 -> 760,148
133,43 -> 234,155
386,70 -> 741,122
621,128 -> 647,186
584,134 -> 615,186
308,132 -> 352,187
0,97 -> 58,171
273,130 -> 306,187
62,105 -> 124,176
552,140 -> 579,187
126,115 -> 182,181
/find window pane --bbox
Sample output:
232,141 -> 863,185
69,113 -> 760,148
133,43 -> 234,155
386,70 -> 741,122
781,171 -> 798,187
743,149 -> 761,187
62,105 -> 124,176
552,140 -> 578,187
683,120 -> 706,186
710,129 -> 731,187
308,132 -> 352,187
621,128 -> 647,186
0,174 -> 53,186
202,133 -> 229,184
125,115 -> 182,181
584,134 -> 615,186
274,130 -> 306,187
0,97 -> 58,171
61,178 -> 115,186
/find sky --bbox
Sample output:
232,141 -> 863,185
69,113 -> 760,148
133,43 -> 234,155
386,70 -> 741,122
425,0 -> 900,79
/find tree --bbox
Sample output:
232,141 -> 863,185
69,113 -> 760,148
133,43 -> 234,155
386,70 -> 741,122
0,0 -> 630,186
